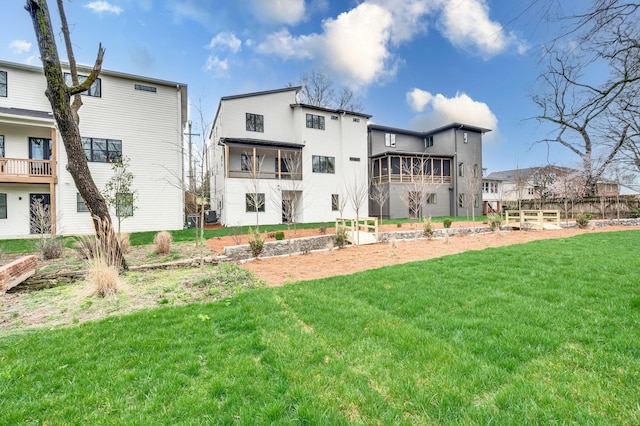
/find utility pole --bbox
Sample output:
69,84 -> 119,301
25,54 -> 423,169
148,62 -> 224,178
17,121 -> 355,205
185,121 -> 200,193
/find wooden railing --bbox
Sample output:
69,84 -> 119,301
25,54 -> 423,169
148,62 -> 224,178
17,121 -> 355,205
336,217 -> 378,241
0,158 -> 54,182
505,210 -> 560,228
372,174 -> 451,184
228,169 -> 302,180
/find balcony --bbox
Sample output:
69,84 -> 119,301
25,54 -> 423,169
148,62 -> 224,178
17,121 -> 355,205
0,158 -> 56,183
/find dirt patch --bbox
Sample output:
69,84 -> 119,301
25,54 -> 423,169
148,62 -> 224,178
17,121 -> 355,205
237,224 -> 640,287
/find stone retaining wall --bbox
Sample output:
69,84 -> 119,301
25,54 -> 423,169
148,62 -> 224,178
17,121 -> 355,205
224,235 -> 335,260
1,255 -> 38,294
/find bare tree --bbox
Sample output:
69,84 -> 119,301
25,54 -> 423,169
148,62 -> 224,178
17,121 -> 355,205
532,1 -> 640,192
399,157 -> 439,236
243,152 -> 266,229
344,172 -> 369,244
295,70 -> 363,112
26,0 -> 126,269
102,156 -> 137,234
369,180 -> 389,220
273,151 -> 306,243
461,161 -> 483,229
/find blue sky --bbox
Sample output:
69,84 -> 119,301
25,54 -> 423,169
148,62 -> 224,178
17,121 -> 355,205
1,0 -> 588,173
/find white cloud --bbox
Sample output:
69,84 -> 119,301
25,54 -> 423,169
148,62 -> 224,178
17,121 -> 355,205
407,88 -> 433,112
438,0 -> 526,59
252,0 -> 306,25
321,3 -> 395,87
203,55 -> 229,76
408,89 -> 499,141
255,29 -> 318,60
9,40 -> 32,54
207,32 -> 242,53
85,1 -> 123,15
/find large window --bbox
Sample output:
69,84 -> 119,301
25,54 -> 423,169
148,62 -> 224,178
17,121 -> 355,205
0,71 -> 6,97
116,192 -> 134,218
0,135 -> 4,157
76,193 -> 89,213
331,194 -> 339,211
385,133 -> 396,147
483,182 -> 498,193
306,114 -> 325,130
246,193 -> 265,212
0,193 -> 6,219
246,113 -> 264,132
64,73 -> 101,97
82,137 -> 122,163
312,155 -> 335,174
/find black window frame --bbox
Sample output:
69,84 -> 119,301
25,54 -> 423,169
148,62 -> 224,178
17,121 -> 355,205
306,113 -> 325,130
64,72 -> 101,97
246,113 -> 264,132
82,137 -> 122,163
331,194 -> 339,211
134,83 -> 157,93
76,193 -> 89,213
0,71 -> 6,97
312,155 -> 335,174
0,135 -> 4,157
0,193 -> 7,219
245,193 -> 265,212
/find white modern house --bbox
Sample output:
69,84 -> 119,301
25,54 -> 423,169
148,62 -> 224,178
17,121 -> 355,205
208,87 -> 370,227
0,60 -> 187,239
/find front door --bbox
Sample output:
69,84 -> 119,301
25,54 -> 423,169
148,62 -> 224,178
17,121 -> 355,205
29,137 -> 52,175
30,193 -> 51,234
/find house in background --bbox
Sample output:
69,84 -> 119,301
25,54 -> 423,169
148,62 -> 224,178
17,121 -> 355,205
368,123 -> 489,219
0,60 -> 187,239
208,87 -> 370,227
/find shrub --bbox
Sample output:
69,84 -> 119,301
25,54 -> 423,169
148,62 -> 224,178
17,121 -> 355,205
335,226 -> 348,248
443,218 -> 453,228
267,232 -> 276,239
154,231 -> 173,255
75,235 -> 98,260
319,226 -> 327,234
88,257 -> 120,297
576,213 -> 593,228
247,227 -> 264,258
487,213 -> 502,231
422,217 -> 434,239
37,237 -> 64,260
275,231 -> 285,241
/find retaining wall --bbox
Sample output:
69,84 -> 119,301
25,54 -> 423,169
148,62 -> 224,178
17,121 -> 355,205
1,255 -> 38,294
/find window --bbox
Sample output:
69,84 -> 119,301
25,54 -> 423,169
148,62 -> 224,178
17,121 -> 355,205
349,157 -> 360,162
246,193 -> 265,212
312,155 -> 335,173
426,193 -> 437,204
385,133 -> 396,147
331,115 -> 338,120
353,118 -> 360,123
241,154 -> 260,171
0,71 -> 6,97
527,188 -> 534,196
246,113 -> 264,132
306,114 -> 325,130
64,73 -> 101,97
483,182 -> 498,193
331,194 -> 339,211
473,164 -> 479,178
116,192 -> 134,218
76,193 -> 89,213
463,132 -> 468,143
458,194 -> 465,208
134,83 -> 157,93
0,135 -> 4,157
0,193 -> 6,219
82,137 -> 122,163
459,162 -> 464,177
424,136 -> 433,148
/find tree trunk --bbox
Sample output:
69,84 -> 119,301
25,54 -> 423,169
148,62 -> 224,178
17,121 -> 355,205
26,0 -> 126,269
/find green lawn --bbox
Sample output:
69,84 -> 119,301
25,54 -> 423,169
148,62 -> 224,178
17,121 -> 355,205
2,231 -> 638,424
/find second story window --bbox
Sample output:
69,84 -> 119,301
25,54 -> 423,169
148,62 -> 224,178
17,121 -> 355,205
0,135 -> 4,157
246,113 -> 264,132
64,73 -> 101,97
82,137 -> 122,163
385,133 -> 396,147
312,155 -> 335,174
0,71 -> 7,97
306,114 -> 325,130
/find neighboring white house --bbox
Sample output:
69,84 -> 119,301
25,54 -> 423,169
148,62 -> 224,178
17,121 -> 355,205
208,87 -> 371,227
0,60 -> 188,239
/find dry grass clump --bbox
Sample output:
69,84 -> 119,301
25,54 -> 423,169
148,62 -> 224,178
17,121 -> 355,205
88,257 -> 120,297
154,231 -> 173,255
118,233 -> 131,254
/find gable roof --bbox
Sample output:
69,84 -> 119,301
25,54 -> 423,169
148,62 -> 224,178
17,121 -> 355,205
369,122 -> 492,137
